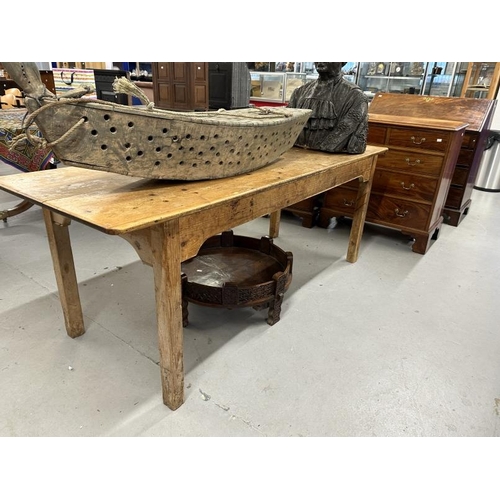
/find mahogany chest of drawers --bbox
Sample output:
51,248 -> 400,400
368,93 -> 496,226
318,113 -> 467,254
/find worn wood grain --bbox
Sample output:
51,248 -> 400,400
42,209 -> 85,338
0,145 -> 385,410
151,220 -> 184,410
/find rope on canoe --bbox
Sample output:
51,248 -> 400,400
8,98 -> 90,150
112,77 -> 155,109
7,92 -> 131,151
8,78 -> 155,151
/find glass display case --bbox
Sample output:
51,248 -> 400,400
250,72 -> 307,103
341,62 -> 358,84
293,62 -> 358,82
450,62 -> 468,97
357,62 -> 428,99
284,73 -> 307,101
460,62 -> 500,99
422,62 -> 459,96
250,71 -> 284,102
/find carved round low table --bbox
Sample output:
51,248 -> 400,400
181,230 -> 293,326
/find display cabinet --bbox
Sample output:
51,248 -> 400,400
460,62 -> 500,100
411,62 -> 469,97
449,62 -> 469,96
250,71 -> 285,103
368,92 -> 496,226
250,65 -> 359,106
250,71 -> 307,104
292,62 -> 358,81
422,62 -> 459,97
284,73 -> 307,101
357,62 -> 428,99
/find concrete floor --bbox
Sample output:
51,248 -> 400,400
1,160 -> 500,437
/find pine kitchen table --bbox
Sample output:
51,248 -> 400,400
0,145 -> 386,410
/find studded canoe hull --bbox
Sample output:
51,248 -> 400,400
30,101 -> 311,180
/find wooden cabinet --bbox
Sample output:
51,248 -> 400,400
368,93 -> 496,226
318,114 -> 467,254
283,196 -> 320,228
39,71 -> 55,95
153,62 -> 208,111
460,62 -> 500,100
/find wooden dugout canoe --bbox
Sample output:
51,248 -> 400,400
1,62 -> 311,180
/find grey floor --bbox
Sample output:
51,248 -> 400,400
1,160 -> 499,437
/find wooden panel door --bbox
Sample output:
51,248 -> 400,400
153,62 -> 208,111
192,63 -> 208,110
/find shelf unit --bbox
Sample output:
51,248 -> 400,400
357,62 -> 427,98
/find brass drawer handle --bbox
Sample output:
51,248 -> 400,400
400,182 -> 415,190
343,199 -> 355,207
405,158 -> 421,166
410,136 -> 426,145
395,208 -> 409,218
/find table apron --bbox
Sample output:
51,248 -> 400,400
118,155 -> 376,265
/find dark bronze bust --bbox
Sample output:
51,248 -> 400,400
288,62 -> 368,154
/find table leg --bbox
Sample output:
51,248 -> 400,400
1,199 -> 34,222
268,210 -> 281,238
42,209 -> 85,338
150,220 -> 184,410
346,177 -> 372,264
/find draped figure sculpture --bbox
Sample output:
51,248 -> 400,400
287,62 -> 369,154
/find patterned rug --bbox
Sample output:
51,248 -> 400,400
0,108 -> 54,172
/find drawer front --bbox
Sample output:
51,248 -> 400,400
462,133 -> 478,150
368,125 -> 387,144
372,169 -> 438,203
323,187 -> 358,215
375,148 -> 444,176
451,166 -> 469,187
457,148 -> 475,167
445,186 -> 464,209
367,194 -> 431,231
388,128 -> 450,152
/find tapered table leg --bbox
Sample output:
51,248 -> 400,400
346,160 -> 376,263
43,209 -> 85,338
268,210 -> 281,238
150,220 -> 184,410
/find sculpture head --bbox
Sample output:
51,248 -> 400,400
314,62 -> 346,78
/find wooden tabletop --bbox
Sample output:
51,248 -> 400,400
0,145 -> 386,234
0,143 -> 387,411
